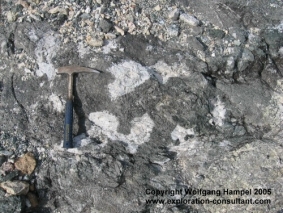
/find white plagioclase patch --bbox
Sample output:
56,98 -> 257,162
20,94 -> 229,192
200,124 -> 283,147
77,41 -> 90,58
89,111 -> 119,134
27,29 -> 39,42
151,60 -> 191,84
0,65 -> 7,70
171,125 -> 194,141
24,68 -> 33,74
169,125 -> 213,184
72,133 -> 92,148
169,125 -> 199,156
218,140 -> 233,151
179,13 -> 200,26
107,60 -> 151,100
226,56 -> 235,71
264,79 -> 283,137
0,35 -> 7,55
29,102 -> 39,116
49,93 -> 65,113
209,97 -> 226,127
35,31 -> 61,80
51,143 -> 83,156
88,111 -> 155,154
274,20 -> 283,33
128,114 -> 155,145
102,40 -> 118,54
107,60 -> 192,99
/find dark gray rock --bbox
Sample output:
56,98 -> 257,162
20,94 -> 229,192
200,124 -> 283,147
0,171 -> 20,182
207,28 -> 225,39
99,19 -> 113,33
261,58 -> 282,90
237,48 -> 254,72
0,190 -> 22,213
0,157 -> 5,168
263,29 -> 283,58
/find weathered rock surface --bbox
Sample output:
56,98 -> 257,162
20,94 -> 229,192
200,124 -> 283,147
0,180 -> 29,196
0,190 -> 22,213
0,0 -> 283,212
14,152 -> 36,175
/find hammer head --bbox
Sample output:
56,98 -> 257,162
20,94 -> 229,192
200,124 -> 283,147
57,65 -> 100,75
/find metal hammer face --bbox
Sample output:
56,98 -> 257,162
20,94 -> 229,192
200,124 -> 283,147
57,65 -> 100,75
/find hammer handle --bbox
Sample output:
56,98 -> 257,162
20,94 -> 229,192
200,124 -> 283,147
63,99 -> 73,148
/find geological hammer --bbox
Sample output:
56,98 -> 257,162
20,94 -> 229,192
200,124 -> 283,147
57,65 -> 100,148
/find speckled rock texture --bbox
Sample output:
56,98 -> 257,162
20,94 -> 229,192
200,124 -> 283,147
0,0 -> 283,212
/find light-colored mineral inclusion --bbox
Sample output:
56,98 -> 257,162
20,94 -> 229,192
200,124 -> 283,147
107,60 -> 150,100
35,31 -> 61,80
88,111 -> 155,153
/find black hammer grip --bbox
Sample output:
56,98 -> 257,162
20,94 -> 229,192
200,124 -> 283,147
63,99 -> 73,148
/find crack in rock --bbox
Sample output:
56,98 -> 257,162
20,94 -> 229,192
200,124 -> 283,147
11,74 -> 29,122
